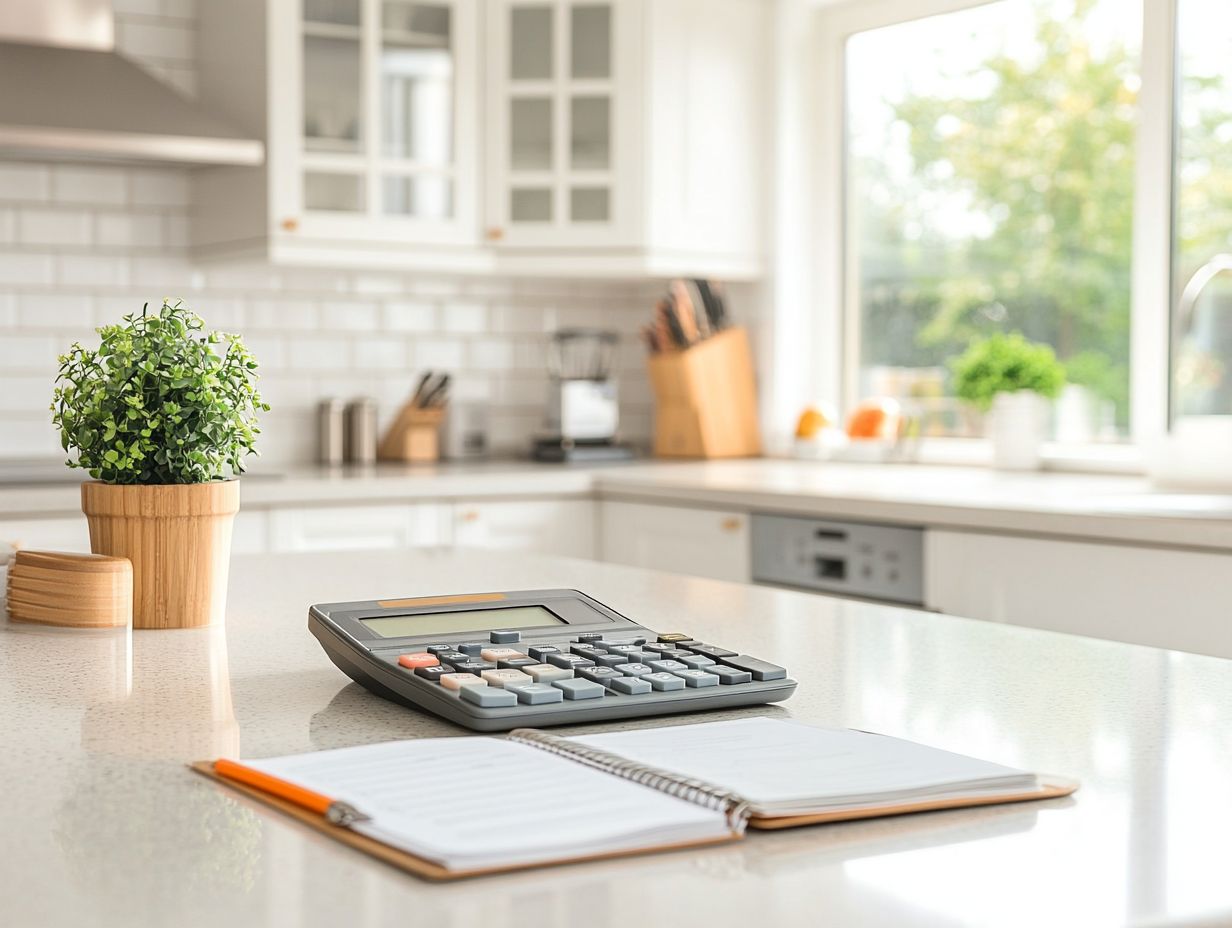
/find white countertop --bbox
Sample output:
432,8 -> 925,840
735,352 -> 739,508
6,457 -> 1232,550
4,548 -> 1231,927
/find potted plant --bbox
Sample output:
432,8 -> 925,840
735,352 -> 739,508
52,300 -> 269,629
950,332 -> 1065,470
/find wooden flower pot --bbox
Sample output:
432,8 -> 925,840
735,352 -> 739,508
81,481 -> 239,629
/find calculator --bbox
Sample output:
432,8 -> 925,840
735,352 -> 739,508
309,589 -> 796,731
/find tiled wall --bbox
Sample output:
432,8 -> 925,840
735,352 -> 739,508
0,0 -> 658,467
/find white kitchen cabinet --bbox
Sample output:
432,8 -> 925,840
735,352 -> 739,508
0,517 -> 92,553
925,529 -> 1232,660
598,500 -> 749,583
269,503 -> 449,552
195,0 -> 483,270
484,0 -> 768,277
452,499 -> 595,558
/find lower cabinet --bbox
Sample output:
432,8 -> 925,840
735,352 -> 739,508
269,504 -> 449,553
599,500 -> 750,583
925,528 -> 1232,660
452,499 -> 596,559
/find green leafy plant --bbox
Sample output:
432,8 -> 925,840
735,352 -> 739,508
949,332 -> 1066,411
52,299 -> 270,485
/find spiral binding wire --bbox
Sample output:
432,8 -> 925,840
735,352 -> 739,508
508,728 -> 752,835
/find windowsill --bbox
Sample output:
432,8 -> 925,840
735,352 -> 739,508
909,438 -> 1144,475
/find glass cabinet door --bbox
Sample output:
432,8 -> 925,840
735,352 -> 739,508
302,0 -> 364,156
499,1 -> 617,239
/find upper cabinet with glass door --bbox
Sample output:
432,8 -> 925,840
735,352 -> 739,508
195,0 -> 482,270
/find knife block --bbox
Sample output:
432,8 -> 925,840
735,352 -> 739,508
379,406 -> 446,463
646,327 -> 762,458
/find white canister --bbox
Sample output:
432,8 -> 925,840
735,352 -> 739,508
990,391 -> 1050,470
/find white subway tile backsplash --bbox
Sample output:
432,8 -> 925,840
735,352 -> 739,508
411,337 -> 465,371
0,209 -> 13,243
129,169 -> 191,207
0,164 -> 49,202
111,0 -> 163,16
56,254 -> 132,287
193,297 -> 245,329
19,208 -> 93,246
287,336 -> 351,372
0,377 -> 54,412
352,273 -> 406,295
17,294 -> 94,329
127,256 -> 196,288
248,299 -> 318,331
0,293 -> 15,327
354,337 -> 410,370
95,213 -> 164,248
0,253 -> 55,285
383,300 -> 436,332
320,300 -> 379,331
241,335 -> 287,371
52,166 -> 128,205
0,336 -> 59,374
442,301 -> 486,334
468,339 -> 515,371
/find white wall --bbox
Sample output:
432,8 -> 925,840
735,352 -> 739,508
0,0 -> 658,467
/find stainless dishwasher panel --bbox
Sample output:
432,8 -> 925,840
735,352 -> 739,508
751,514 -> 924,605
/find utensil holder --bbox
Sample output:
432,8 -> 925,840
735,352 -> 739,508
647,327 -> 762,458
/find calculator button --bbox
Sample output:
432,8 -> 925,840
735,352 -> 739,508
682,643 -> 737,659
596,637 -> 648,649
614,662 -> 653,677
451,660 -> 496,675
574,633 -> 604,642
490,630 -> 521,644
641,643 -> 677,655
547,653 -> 594,669
509,682 -> 564,705
591,653 -> 627,668
425,644 -> 454,654
527,644 -> 560,661
457,642 -> 486,656
647,659 -> 688,673
482,669 -> 534,689
440,672 -> 487,690
498,657 -> 540,671
609,676 -> 653,696
643,672 -> 686,691
480,647 -> 526,663
576,666 -> 623,686
414,665 -> 452,683
570,644 -> 606,659
397,652 -> 440,670
657,649 -> 693,661
459,684 -> 518,708
553,678 -> 605,700
436,650 -> 470,666
524,663 -> 574,683
657,633 -> 693,643
710,666 -> 753,685
601,644 -> 643,660
721,655 -> 787,681
678,654 -> 716,670
672,669 -> 720,688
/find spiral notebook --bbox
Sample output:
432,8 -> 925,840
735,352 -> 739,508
192,718 -> 1076,880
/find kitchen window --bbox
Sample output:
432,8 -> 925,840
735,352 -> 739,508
813,0 -> 1225,460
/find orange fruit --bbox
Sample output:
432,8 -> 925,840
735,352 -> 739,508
846,398 -> 901,439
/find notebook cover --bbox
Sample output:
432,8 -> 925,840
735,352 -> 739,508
745,775 -> 1079,830
190,761 -> 740,881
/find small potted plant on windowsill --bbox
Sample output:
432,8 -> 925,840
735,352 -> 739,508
950,332 -> 1065,470
52,300 -> 269,629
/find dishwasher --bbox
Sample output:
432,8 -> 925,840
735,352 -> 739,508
750,514 -> 925,606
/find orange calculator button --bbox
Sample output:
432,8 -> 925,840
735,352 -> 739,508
398,652 -> 440,670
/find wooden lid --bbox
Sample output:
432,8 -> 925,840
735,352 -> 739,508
6,549 -> 132,628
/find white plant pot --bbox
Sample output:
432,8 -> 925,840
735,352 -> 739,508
990,391 -> 1049,471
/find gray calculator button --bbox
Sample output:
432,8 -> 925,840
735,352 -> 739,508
576,666 -> 623,685
614,662 -> 652,676
527,644 -> 559,661
642,643 -> 677,655
498,657 -> 539,670
437,651 -> 470,665
458,642 -> 485,656
570,644 -> 606,658
425,644 -> 453,654
609,676 -> 653,696
643,672 -> 686,691
622,650 -> 651,664
679,654 -> 716,670
574,633 -> 604,642
553,678 -> 606,700
710,666 -> 753,685
547,652 -> 594,669
592,653 -> 627,668
600,644 -> 642,658
459,684 -> 518,708
508,682 -> 564,705
672,669 -> 720,688
658,649 -> 693,661
647,659 -> 688,673
452,660 -> 496,675
684,644 -> 737,659
490,630 -> 521,644
721,655 -> 787,681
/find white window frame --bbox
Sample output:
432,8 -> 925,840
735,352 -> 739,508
803,0 -> 1178,472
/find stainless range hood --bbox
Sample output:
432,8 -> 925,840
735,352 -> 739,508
0,0 -> 262,166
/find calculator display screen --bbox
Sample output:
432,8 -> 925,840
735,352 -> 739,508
360,605 -> 567,638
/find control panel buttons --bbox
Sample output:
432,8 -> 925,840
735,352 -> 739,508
489,630 -> 521,644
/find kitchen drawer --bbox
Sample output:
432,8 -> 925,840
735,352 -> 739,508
452,499 -> 596,559
269,504 -> 449,553
599,500 -> 749,582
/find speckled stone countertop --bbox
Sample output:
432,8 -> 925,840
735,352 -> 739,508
4,548 -> 1231,927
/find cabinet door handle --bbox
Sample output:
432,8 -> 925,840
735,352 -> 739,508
485,227 -> 504,241
460,510 -> 480,523
720,517 -> 742,533
281,217 -> 300,232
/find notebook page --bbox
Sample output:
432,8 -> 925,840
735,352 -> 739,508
570,718 -> 1035,814
243,737 -> 729,870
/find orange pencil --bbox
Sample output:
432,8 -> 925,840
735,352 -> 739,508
213,759 -> 370,825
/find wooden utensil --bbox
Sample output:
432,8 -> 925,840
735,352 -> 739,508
5,549 -> 132,628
